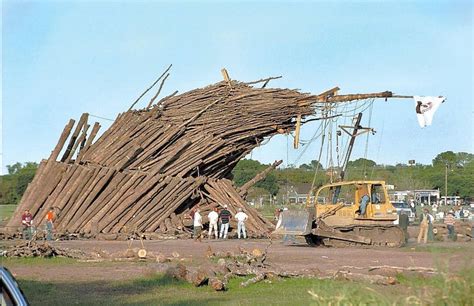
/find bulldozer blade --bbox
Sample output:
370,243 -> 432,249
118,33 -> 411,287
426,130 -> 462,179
273,210 -> 313,236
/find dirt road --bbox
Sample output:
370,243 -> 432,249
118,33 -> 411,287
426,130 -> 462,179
4,238 -> 473,282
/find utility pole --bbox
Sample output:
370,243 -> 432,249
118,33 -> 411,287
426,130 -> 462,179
332,113 -> 375,203
445,163 -> 448,205
408,160 -> 415,203
338,113 -> 375,181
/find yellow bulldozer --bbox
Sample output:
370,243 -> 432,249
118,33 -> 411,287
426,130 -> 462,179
274,180 -> 405,247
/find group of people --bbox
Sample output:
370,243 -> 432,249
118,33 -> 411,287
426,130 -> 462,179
417,208 -> 457,243
21,208 -> 55,240
191,205 -> 249,242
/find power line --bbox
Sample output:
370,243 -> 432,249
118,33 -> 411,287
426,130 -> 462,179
89,114 -> 115,122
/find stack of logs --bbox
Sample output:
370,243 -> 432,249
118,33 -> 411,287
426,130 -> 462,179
6,72 -> 396,238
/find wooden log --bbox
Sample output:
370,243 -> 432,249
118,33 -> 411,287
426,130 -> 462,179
64,124 -> 90,164
56,167 -> 99,231
59,167 -> 109,230
49,119 -> 76,161
77,122 -> 101,162
67,168 -> 117,232
60,113 -> 88,162
81,172 -> 130,233
100,174 -> 165,232
136,178 -> 191,231
239,160 -> 282,197
146,178 -> 204,232
92,173 -> 146,233
28,162 -> 68,217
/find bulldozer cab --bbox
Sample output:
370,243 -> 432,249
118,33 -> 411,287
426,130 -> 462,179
311,181 -> 397,226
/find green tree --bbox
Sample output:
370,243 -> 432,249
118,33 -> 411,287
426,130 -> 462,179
298,160 -> 324,171
348,158 -> 376,168
432,151 -> 457,168
0,162 -> 39,204
231,159 -> 279,195
454,152 -> 474,168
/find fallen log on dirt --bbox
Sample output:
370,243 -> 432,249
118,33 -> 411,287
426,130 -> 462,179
1,241 -> 90,259
334,270 -> 398,285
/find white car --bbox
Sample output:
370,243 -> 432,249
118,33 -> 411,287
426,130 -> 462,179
391,201 -> 415,223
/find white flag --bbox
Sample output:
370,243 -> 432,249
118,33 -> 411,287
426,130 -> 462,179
413,96 -> 445,128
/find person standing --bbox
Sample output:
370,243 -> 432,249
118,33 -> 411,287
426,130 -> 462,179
235,208 -> 248,239
45,209 -> 55,241
193,207 -> 203,242
399,212 -> 409,244
427,211 -> 435,241
219,205 -> 232,239
417,208 -> 430,244
21,209 -> 33,240
410,199 -> 416,217
444,211 -> 456,241
208,208 -> 219,239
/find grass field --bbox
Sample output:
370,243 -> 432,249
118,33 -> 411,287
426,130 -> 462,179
5,257 -> 473,306
0,204 -> 17,225
13,275 -> 404,306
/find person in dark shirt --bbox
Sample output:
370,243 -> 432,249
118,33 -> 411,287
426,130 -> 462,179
399,212 -> 409,244
21,209 -> 33,240
219,205 -> 232,239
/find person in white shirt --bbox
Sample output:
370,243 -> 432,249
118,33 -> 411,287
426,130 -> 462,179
193,207 -> 203,242
235,208 -> 249,239
208,207 -> 219,239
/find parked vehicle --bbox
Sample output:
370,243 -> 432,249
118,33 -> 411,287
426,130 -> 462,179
1,267 -> 29,306
391,201 -> 415,223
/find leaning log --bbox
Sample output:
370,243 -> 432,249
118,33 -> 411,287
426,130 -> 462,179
239,160 -> 282,197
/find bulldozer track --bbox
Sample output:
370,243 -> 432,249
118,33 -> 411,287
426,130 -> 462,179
305,224 -> 405,248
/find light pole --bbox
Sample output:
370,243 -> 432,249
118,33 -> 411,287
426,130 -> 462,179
445,163 -> 448,205
408,160 -> 415,203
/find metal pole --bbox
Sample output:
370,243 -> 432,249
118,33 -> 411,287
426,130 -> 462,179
445,163 -> 448,205
339,113 -> 363,181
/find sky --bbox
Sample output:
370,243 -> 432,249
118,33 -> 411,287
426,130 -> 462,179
1,0 -> 473,174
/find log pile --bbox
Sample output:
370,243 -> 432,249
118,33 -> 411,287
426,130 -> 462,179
2,241 -> 90,259
6,70 -> 398,238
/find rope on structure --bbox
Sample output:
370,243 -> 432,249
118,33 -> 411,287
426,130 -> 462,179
362,99 -> 375,178
89,114 -> 115,122
307,114 -> 328,203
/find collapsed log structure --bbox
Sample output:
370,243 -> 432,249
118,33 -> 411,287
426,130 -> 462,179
7,69 -> 399,238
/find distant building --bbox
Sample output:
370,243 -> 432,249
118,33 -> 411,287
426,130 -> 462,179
439,196 -> 462,205
389,189 -> 440,205
279,183 -> 315,205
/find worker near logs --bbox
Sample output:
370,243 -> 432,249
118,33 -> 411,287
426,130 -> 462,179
193,207 -> 203,242
235,208 -> 249,239
444,211 -> 456,241
208,207 -> 219,239
427,211 -> 435,241
399,212 -> 409,244
45,208 -> 55,241
417,208 -> 430,244
219,205 -> 232,239
21,209 -> 33,240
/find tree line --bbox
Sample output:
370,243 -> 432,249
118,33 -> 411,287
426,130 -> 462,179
0,162 -> 39,204
1,151 -> 472,205
232,151 -> 473,199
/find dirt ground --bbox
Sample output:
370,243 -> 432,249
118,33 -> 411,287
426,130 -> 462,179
3,235 -> 473,283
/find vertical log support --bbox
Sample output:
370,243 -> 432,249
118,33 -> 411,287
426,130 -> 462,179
293,114 -> 301,149
49,119 -> 76,162
77,122 -> 101,162
60,113 -> 89,162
